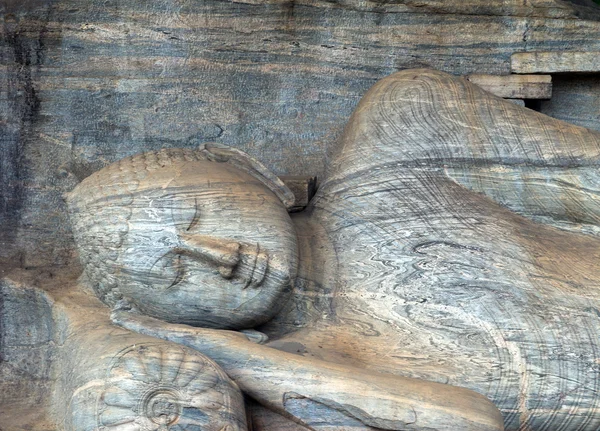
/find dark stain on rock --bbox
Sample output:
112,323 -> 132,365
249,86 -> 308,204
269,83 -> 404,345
5,30 -> 41,122
187,124 -> 225,144
0,0 -> 60,267
268,340 -> 309,356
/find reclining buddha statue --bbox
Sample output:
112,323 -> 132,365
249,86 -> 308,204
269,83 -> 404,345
64,69 -> 600,431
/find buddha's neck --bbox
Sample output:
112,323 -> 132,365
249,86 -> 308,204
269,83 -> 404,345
259,212 -> 339,338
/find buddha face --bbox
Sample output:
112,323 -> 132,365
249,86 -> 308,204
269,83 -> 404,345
112,160 -> 298,329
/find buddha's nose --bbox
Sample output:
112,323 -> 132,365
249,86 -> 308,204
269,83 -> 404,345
174,233 -> 241,279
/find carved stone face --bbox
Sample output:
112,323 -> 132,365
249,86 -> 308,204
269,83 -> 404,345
117,160 -> 298,329
69,152 -> 298,329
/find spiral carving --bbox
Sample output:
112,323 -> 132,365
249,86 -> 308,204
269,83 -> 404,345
96,343 -> 246,431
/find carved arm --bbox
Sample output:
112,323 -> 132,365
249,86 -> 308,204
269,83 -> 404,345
112,309 -> 504,431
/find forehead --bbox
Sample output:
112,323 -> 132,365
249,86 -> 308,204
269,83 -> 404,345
127,161 -> 286,227
136,159 -> 247,185
134,160 -> 275,198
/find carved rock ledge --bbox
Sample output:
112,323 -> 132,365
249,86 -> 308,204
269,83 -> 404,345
512,51 -> 600,73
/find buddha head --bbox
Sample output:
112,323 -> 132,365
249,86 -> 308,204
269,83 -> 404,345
66,145 -> 298,329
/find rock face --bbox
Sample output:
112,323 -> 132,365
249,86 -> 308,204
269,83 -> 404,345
512,51 -> 600,73
540,74 -> 600,131
4,1 -> 600,430
3,0 -> 600,268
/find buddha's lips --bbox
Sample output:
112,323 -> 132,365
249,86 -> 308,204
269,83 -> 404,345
243,244 -> 269,289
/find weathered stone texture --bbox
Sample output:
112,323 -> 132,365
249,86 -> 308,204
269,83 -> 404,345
2,0 -> 600,269
280,175 -> 318,211
466,74 -> 552,99
512,51 -> 600,73
0,277 -> 56,430
540,74 -> 600,131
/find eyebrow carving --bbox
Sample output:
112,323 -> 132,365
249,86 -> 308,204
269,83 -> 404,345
170,196 -> 201,232
187,198 -> 200,231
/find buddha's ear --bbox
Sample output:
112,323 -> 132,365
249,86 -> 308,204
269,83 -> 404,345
199,143 -> 296,211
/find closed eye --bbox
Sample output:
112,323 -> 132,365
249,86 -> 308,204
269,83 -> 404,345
166,255 -> 185,290
147,252 -> 186,290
